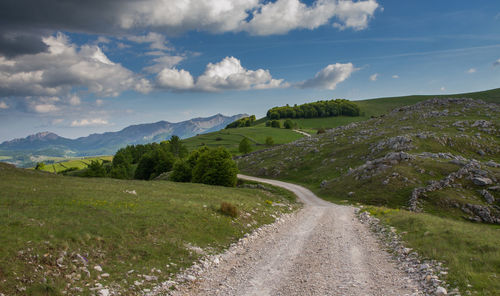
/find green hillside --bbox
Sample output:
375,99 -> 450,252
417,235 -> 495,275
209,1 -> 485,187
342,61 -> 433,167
0,163 -> 297,295
182,125 -> 304,154
238,97 -> 500,295
36,156 -> 114,173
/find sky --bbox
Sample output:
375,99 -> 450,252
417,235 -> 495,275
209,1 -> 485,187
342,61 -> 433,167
0,0 -> 499,142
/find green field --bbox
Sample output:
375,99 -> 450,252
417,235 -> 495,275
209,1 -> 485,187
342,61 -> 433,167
0,162 -> 297,295
0,156 -> 11,160
183,125 -> 304,154
37,156 -> 113,173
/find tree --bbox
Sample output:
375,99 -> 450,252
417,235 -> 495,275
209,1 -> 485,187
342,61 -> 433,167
85,160 -> 106,177
265,137 -> 274,146
284,119 -> 294,129
192,147 -> 238,187
168,135 -> 188,158
134,153 -> 156,180
239,137 -> 252,154
271,120 -> 281,128
170,159 -> 192,182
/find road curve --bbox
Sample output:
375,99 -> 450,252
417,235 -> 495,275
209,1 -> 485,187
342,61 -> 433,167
171,175 -> 422,296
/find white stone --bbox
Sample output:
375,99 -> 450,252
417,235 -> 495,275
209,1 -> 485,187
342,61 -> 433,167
436,286 -> 447,295
94,265 -> 103,272
98,289 -> 110,296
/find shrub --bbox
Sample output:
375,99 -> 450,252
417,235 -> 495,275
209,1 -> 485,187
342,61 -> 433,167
170,159 -> 192,182
192,147 -> 238,187
215,137 -> 223,141
220,202 -> 238,218
317,128 -> 326,134
265,136 -> 274,146
284,119 -> 294,129
84,160 -> 106,177
239,137 -> 252,154
270,120 -> 281,128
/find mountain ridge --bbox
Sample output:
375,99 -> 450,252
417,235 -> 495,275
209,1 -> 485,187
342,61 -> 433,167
0,113 -> 247,157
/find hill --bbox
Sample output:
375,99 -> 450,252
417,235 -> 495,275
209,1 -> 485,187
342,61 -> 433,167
0,113 -> 246,167
0,162 -> 297,295
238,97 -> 500,295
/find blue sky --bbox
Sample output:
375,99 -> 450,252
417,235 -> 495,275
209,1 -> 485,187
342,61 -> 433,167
0,0 -> 499,141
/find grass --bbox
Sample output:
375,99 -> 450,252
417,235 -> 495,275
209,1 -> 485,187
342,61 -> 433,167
35,156 -> 113,173
182,125 -> 303,154
365,207 -> 500,296
0,162 -> 297,295
0,156 -> 11,160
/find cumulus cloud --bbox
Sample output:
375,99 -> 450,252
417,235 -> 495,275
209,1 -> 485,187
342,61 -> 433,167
157,68 -> 195,90
121,0 -> 379,36
0,101 -> 8,109
392,75 -> 399,79
71,118 -> 109,127
156,56 -> 286,92
467,68 -> 476,74
0,32 -> 151,98
369,73 -> 378,81
144,54 -> 186,73
298,63 -> 357,89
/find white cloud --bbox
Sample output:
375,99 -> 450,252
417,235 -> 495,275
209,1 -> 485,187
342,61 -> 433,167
71,118 -> 109,127
156,56 -> 286,92
127,32 -> 172,51
0,101 -> 8,109
333,0 -> 380,30
68,94 -> 81,106
95,99 -> 104,106
0,32 -> 150,98
494,59 -> 500,66
32,103 -> 60,113
144,54 -> 186,73
298,63 -> 357,89
392,75 -> 399,79
369,73 -> 378,81
120,0 -> 379,36
157,68 -> 195,90
467,68 -> 476,74
440,86 -> 446,91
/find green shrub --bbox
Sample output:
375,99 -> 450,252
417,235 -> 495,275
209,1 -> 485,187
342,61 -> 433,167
220,202 -> 238,217
265,136 -> 274,146
270,120 -> 281,128
284,119 -> 294,129
35,162 -> 45,170
317,128 -> 326,134
239,137 -> 252,154
192,147 -> 238,187
170,159 -> 192,182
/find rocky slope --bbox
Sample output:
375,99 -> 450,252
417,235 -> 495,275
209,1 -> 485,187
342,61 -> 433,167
238,98 -> 500,224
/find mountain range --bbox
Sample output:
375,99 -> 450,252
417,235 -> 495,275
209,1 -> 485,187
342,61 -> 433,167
0,113 -> 246,158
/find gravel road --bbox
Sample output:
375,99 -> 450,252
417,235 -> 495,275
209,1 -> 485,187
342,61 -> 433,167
171,175 -> 422,296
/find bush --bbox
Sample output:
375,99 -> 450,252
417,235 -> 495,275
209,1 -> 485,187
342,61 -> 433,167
270,120 -> 281,128
317,128 -> 326,134
84,160 -> 106,177
239,137 -> 252,154
284,119 -> 294,129
170,159 -> 192,182
135,150 -> 175,180
215,137 -> 223,141
220,202 -> 238,218
192,147 -> 238,187
225,115 -> 256,129
265,136 -> 274,146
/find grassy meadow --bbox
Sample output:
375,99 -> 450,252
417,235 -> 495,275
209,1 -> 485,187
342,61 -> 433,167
0,163 -> 297,295
36,156 -> 114,173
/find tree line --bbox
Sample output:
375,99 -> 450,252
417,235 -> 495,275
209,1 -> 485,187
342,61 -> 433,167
266,99 -> 360,119
83,135 -> 238,187
225,115 -> 256,129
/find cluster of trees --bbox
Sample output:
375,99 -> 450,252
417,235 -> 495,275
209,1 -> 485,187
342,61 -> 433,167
225,115 -> 256,129
265,120 -> 281,128
265,119 -> 295,129
170,147 -> 238,187
266,99 -> 360,119
84,135 -> 238,187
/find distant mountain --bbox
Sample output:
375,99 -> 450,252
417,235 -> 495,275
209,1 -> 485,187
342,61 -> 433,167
0,113 -> 246,157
